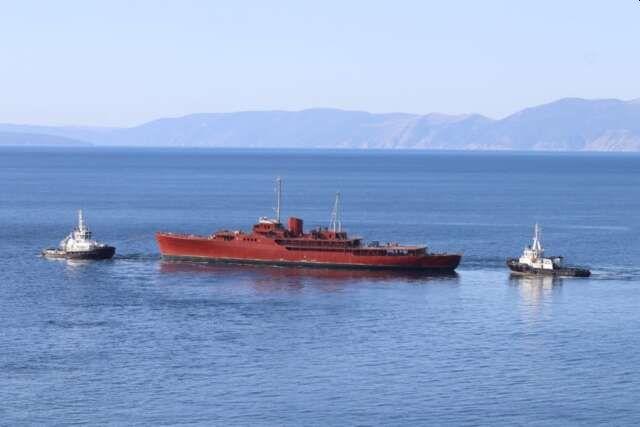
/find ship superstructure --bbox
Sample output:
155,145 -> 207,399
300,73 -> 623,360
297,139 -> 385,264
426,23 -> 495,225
156,179 -> 461,271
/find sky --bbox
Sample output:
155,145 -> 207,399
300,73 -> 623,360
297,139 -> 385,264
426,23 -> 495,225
0,0 -> 638,127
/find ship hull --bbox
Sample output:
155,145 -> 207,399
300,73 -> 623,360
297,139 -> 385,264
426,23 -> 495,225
506,259 -> 590,277
157,233 -> 461,272
42,246 -> 116,260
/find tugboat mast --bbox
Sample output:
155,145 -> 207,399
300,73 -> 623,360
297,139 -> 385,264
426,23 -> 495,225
532,222 -> 543,257
76,209 -> 91,240
78,209 -> 85,231
330,192 -> 342,232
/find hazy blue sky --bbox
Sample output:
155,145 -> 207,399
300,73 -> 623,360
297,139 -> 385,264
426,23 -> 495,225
1,1 -> 638,126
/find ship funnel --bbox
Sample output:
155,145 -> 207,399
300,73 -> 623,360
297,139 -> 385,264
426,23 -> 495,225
288,217 -> 303,236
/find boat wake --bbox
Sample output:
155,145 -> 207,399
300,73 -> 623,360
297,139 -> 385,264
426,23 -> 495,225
63,253 -> 640,282
588,266 -> 640,281
113,253 -> 161,261
458,256 -> 506,270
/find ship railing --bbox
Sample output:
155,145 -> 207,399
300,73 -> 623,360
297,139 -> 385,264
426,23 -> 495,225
284,246 -> 352,253
160,232 -> 208,239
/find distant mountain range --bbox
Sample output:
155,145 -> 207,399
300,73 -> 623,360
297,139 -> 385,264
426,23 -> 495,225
2,97 -> 640,151
0,131 -> 91,147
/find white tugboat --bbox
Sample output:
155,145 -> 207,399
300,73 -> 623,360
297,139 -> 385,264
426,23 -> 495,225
42,210 -> 116,260
507,224 -> 590,277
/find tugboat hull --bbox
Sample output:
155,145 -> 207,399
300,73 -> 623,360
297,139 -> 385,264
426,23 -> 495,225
507,259 -> 590,277
42,246 -> 116,260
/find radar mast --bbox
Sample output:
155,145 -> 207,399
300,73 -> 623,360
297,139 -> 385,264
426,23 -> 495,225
329,192 -> 342,232
275,177 -> 282,223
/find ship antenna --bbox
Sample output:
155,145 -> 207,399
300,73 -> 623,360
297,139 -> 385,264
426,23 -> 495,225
78,209 -> 85,231
329,192 -> 342,232
275,177 -> 282,223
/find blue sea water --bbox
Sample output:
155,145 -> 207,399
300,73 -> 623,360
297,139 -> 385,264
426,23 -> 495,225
1,147 -> 640,425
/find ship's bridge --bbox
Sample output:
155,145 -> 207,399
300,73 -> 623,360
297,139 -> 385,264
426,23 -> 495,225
253,218 -> 286,235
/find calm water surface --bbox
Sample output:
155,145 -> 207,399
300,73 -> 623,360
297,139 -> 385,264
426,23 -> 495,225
1,148 -> 639,425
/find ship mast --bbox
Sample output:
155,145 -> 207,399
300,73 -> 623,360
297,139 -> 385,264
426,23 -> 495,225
329,192 -> 342,232
531,223 -> 543,257
275,177 -> 282,224
75,209 -> 91,240
78,209 -> 85,231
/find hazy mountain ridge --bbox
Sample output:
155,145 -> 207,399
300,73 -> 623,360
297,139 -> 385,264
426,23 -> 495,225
1,98 -> 640,151
0,123 -> 114,143
0,131 -> 91,147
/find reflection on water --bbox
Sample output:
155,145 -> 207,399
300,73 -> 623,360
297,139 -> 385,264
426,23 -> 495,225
41,257 -> 114,277
159,260 -> 459,291
40,256 -> 114,268
63,259 -> 105,268
509,274 -> 563,320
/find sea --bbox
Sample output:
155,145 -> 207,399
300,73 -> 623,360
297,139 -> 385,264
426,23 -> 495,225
1,147 -> 639,425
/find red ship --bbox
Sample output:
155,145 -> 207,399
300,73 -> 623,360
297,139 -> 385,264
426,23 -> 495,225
156,179 -> 461,272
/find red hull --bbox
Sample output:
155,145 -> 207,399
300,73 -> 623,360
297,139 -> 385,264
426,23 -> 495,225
156,232 -> 461,271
